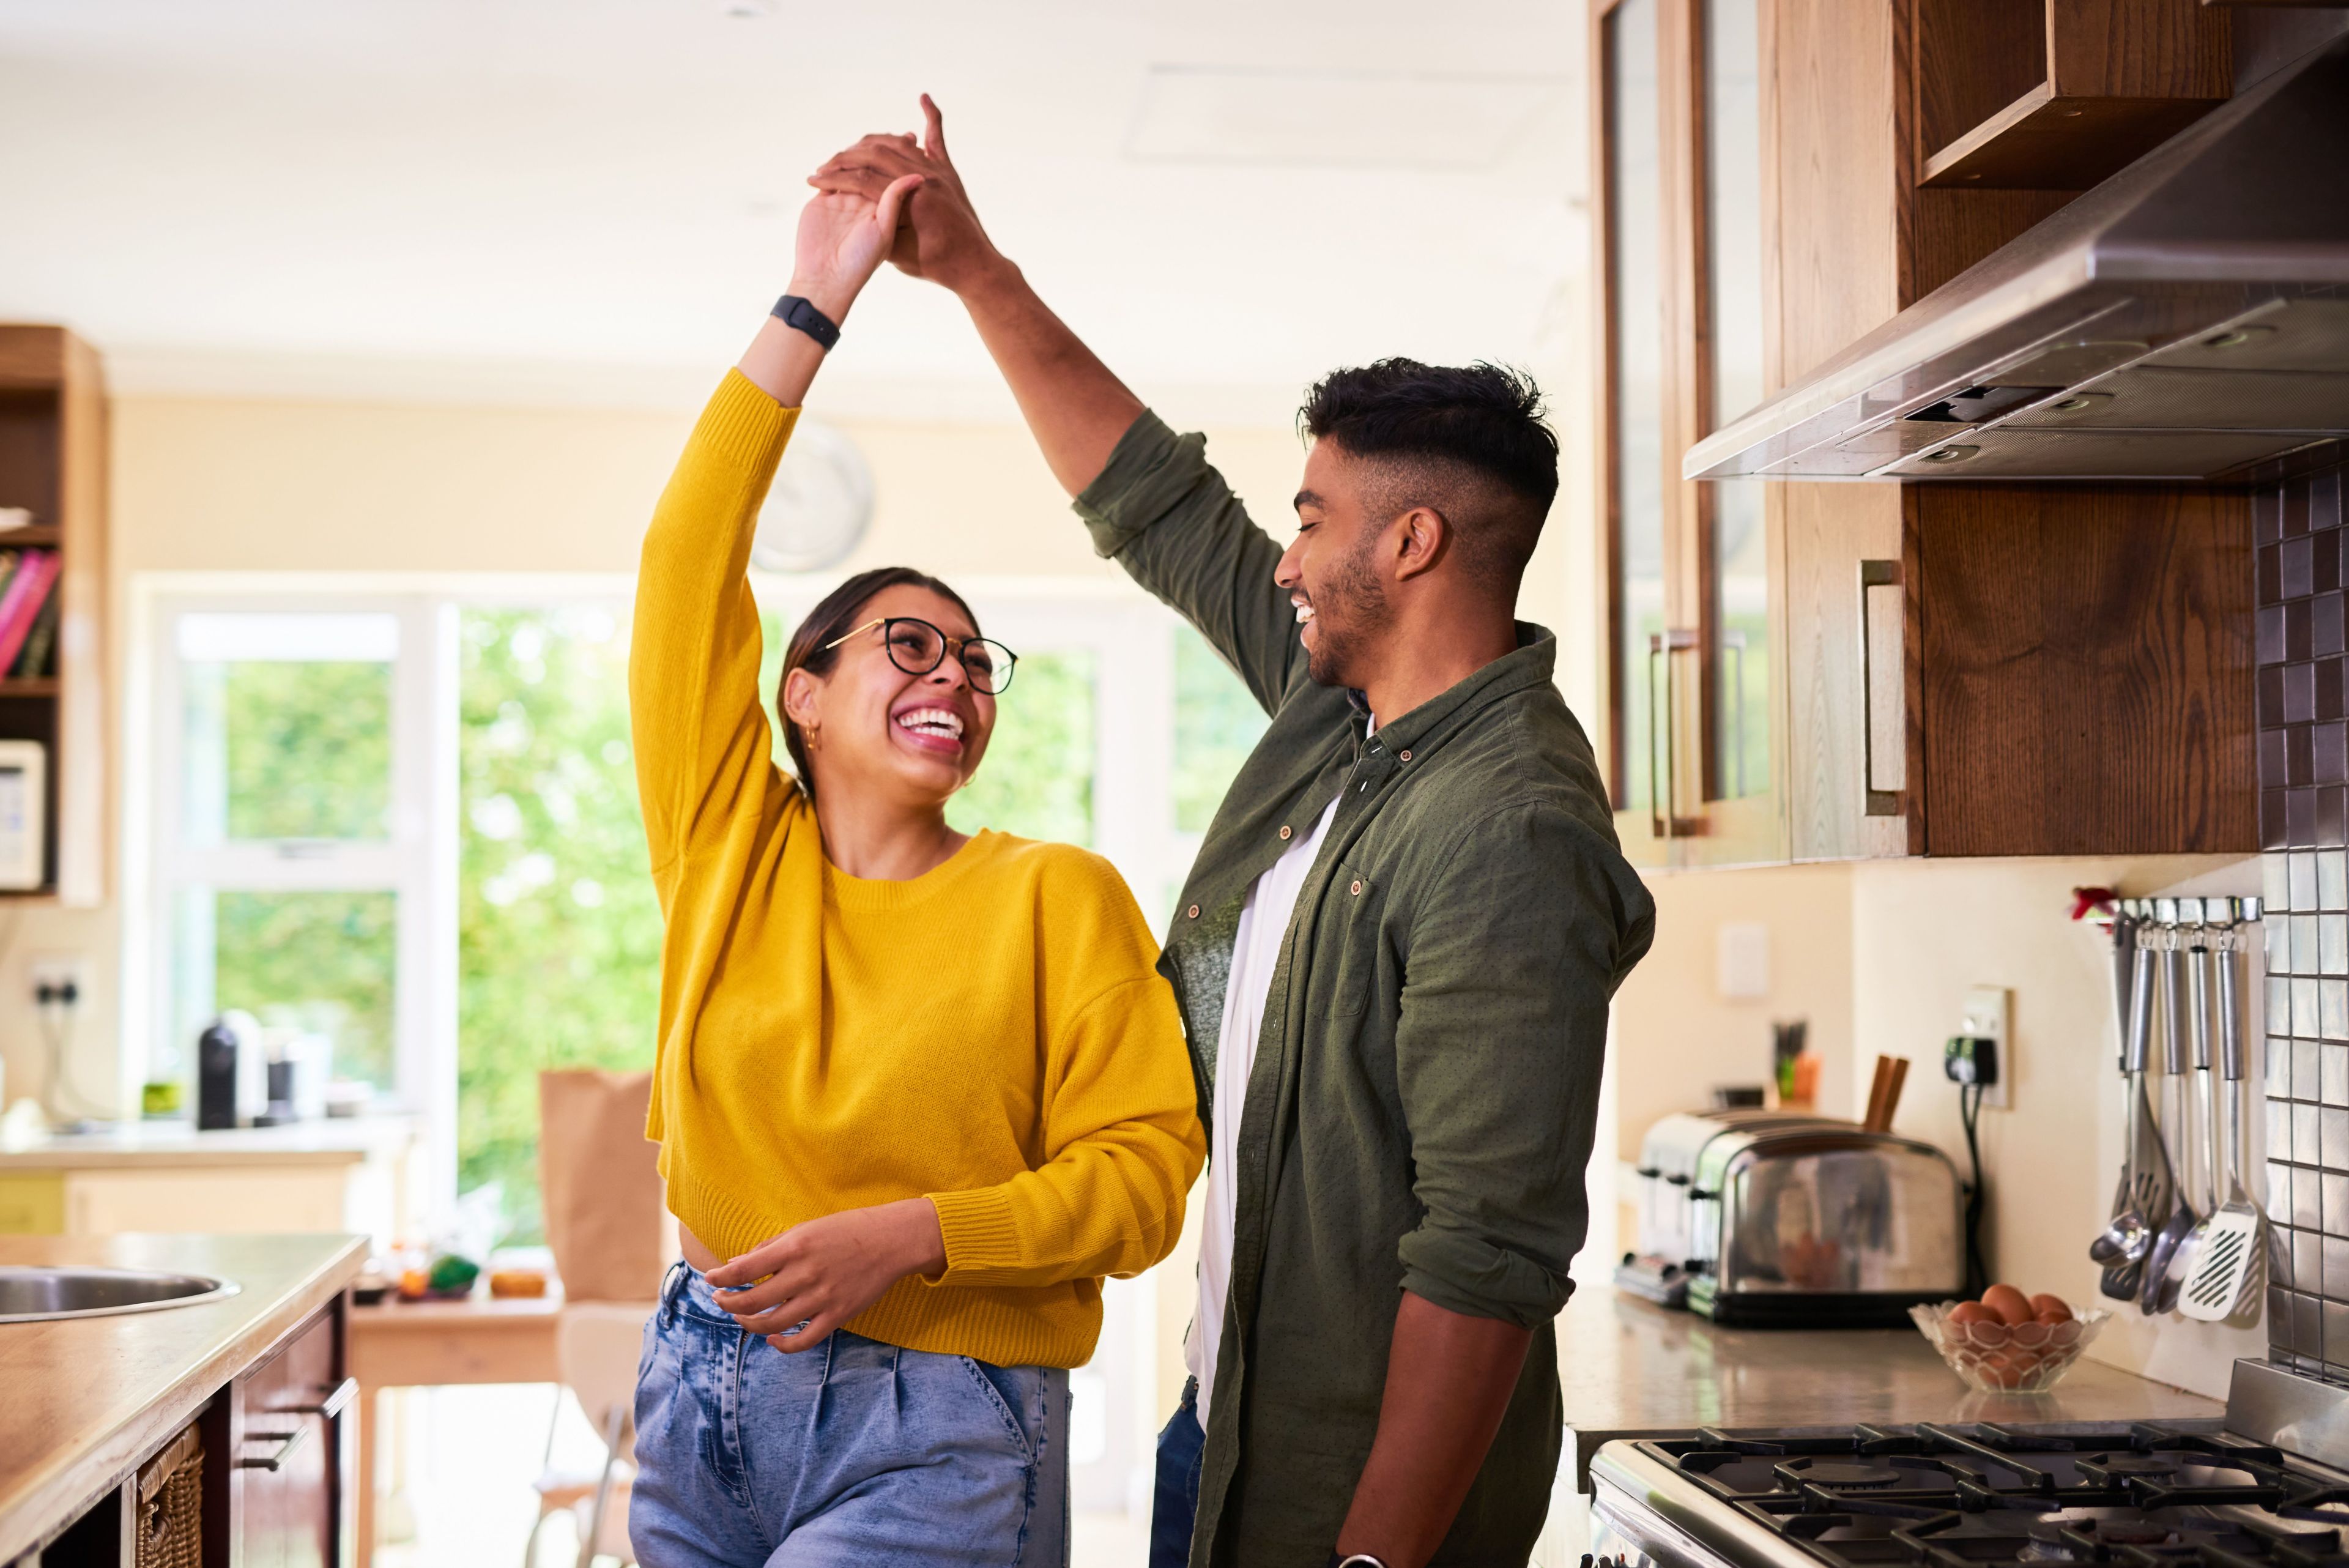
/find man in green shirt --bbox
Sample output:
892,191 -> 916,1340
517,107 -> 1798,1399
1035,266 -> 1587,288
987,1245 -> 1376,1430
814,101 -> 1655,1568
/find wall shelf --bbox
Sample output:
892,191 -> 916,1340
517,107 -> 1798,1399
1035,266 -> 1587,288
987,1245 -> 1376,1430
1912,0 -> 2230,190
0,325 -> 108,907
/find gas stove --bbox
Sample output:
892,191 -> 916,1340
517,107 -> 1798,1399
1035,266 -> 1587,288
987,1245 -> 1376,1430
1589,1417 -> 2349,1568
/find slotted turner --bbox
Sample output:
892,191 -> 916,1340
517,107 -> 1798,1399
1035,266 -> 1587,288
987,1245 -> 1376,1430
2183,934 -> 2265,1322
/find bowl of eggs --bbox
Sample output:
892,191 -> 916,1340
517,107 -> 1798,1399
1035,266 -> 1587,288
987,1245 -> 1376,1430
1909,1284 -> 2108,1393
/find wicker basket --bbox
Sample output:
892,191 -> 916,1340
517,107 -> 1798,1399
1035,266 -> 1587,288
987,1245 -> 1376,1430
136,1425 -> 203,1568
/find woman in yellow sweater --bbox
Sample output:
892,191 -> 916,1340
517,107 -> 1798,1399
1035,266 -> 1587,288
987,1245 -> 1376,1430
626,174 -> 1204,1568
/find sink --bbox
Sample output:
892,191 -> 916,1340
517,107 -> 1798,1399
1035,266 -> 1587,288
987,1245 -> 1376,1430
0,1266 -> 241,1324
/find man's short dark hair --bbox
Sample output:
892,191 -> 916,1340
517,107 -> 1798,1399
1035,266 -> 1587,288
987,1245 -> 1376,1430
1299,359 -> 1560,589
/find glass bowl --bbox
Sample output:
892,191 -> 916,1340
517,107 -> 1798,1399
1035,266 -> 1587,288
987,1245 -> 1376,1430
1909,1302 -> 2109,1394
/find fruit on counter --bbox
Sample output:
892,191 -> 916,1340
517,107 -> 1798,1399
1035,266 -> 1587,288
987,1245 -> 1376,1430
489,1268 -> 548,1299
397,1268 -> 431,1301
1980,1283 -> 2035,1325
427,1253 -> 481,1296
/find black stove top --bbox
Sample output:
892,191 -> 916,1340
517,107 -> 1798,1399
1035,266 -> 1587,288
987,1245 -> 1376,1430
1629,1422 -> 2349,1568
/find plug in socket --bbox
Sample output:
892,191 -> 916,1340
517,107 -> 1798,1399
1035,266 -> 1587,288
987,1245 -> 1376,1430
1954,985 -> 2011,1109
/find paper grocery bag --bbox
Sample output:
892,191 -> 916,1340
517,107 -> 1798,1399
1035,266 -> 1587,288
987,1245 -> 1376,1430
538,1069 -> 676,1302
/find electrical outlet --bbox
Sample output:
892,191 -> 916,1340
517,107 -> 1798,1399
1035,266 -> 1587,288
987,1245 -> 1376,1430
1958,985 -> 2012,1109
29,953 -> 90,1009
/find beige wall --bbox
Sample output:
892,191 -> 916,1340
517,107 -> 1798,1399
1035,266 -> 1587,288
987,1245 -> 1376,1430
1849,854 -> 2266,1397
1612,861 -> 1857,1146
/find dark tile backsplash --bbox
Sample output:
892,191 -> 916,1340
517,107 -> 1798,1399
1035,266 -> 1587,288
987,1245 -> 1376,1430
2259,463 -> 2349,1374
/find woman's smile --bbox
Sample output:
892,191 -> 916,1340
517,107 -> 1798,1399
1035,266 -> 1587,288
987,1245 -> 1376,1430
890,700 -> 968,756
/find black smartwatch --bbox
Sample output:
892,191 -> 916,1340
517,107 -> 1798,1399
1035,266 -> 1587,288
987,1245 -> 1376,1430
771,294 -> 841,351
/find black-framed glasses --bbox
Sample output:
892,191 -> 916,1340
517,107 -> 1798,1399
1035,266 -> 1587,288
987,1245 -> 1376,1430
823,616 -> 1019,695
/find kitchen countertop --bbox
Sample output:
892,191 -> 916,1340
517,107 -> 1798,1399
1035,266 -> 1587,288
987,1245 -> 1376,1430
0,1114 -> 415,1169
1557,1288 -> 2224,1488
0,1232 -> 366,1563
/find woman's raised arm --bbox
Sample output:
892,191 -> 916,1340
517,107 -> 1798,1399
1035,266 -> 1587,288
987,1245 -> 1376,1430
628,177 -> 920,880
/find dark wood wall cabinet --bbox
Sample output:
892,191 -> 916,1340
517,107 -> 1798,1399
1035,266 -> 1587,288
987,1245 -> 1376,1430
31,1302 -> 355,1568
1590,0 -> 2260,863
1911,0 -> 2231,188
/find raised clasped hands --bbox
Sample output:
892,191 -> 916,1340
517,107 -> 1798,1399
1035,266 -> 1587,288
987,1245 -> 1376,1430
809,94 -> 1006,296
787,161 -> 924,327
703,1197 -> 948,1353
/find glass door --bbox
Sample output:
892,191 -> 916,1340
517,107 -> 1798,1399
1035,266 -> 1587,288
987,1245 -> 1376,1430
1687,0 -> 1783,863
1601,0 -> 1675,866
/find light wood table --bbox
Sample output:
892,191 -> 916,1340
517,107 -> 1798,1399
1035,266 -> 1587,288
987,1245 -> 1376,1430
347,1294 -> 562,1568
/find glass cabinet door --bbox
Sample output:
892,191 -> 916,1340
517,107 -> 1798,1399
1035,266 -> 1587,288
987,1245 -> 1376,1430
1603,0 -> 1674,865
1690,0 -> 1781,863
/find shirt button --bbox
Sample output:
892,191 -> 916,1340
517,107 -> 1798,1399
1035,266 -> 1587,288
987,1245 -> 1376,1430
1278,825 -> 1293,841
1187,904 -> 1201,920
1350,879 -> 1364,896
1399,749 -> 1412,762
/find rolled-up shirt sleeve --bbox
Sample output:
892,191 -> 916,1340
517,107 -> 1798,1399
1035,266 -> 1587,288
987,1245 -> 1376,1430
1392,802 -> 1653,1327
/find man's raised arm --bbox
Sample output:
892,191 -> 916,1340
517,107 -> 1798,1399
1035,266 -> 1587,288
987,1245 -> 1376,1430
811,97 -> 1141,498
811,100 -> 1309,713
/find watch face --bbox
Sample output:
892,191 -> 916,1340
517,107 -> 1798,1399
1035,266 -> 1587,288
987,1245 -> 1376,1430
751,418 -> 875,573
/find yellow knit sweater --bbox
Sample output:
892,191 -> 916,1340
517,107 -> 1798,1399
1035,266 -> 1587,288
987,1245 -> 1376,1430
630,371 -> 1204,1369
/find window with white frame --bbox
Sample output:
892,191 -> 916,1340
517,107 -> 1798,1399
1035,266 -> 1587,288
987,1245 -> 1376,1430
139,578 -> 1267,1232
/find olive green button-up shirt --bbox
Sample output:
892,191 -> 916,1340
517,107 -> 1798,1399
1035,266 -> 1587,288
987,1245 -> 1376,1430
1075,413 -> 1657,1568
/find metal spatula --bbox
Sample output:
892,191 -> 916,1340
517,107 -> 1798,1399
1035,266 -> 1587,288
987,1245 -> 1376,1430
2098,940 -> 2170,1299
2142,939 -> 2201,1315
2184,935 -> 2266,1323
2156,942 -> 2218,1313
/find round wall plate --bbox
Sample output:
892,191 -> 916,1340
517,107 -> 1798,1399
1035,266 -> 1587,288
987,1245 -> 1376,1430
751,418 -> 874,573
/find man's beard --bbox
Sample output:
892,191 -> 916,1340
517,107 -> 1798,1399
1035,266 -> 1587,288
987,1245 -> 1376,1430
1304,536 -> 1390,688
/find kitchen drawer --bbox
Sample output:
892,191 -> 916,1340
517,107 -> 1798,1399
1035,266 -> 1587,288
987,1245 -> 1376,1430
64,1169 -> 351,1236
234,1306 -> 354,1568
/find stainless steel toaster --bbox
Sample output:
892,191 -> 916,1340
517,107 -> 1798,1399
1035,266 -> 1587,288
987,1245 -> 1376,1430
1616,1109 -> 1965,1327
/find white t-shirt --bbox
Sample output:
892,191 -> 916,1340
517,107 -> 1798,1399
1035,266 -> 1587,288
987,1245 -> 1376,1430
1186,790 -> 1343,1431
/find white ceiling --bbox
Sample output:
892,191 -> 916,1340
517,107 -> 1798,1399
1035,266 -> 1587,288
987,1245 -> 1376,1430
0,0 -> 1589,422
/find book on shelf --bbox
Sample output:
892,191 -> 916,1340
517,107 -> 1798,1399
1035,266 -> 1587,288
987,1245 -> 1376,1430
0,551 -> 58,678
11,582 -> 60,680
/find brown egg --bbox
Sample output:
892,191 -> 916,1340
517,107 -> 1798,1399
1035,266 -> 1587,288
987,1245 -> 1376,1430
1981,1284 -> 2035,1326
2029,1294 -> 2073,1322
1978,1357 -> 2025,1389
1948,1301 -> 1998,1326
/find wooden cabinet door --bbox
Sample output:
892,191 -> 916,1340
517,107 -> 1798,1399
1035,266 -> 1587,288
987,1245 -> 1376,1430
236,1306 -> 354,1568
1597,0 -> 1682,869
1595,0 -> 1789,867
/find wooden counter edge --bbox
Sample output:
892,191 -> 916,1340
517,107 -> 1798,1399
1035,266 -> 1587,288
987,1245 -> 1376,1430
0,1236 -> 368,1567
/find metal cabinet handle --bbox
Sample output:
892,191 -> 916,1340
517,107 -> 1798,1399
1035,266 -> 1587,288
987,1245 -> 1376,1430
1857,559 -> 1903,817
1647,634 -> 1669,839
236,1378 -> 355,1471
308,1377 -> 360,1420
239,1423 -> 311,1472
1647,629 -> 1702,839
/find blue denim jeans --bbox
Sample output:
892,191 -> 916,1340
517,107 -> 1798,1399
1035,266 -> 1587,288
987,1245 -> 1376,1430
630,1263 -> 1069,1567
1148,1378 -> 1204,1568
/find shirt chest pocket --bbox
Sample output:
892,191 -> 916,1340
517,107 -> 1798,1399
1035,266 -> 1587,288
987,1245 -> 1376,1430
1316,862 -> 1384,1017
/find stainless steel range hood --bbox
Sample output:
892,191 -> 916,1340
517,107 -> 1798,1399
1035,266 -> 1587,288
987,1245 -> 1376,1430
1685,33 -> 2349,485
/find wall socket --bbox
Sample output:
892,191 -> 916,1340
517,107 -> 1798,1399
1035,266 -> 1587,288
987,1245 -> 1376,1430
29,953 -> 91,1008
1958,985 -> 2013,1109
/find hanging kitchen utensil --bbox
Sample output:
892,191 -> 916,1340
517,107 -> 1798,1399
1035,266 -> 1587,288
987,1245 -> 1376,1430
2155,940 -> 2217,1313
2142,934 -> 2200,1315
2180,931 -> 2274,1326
2096,939 -> 2168,1298
2092,923 -> 2145,1264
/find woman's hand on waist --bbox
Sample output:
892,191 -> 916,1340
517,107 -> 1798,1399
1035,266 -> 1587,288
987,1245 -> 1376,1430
704,1197 -> 947,1353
